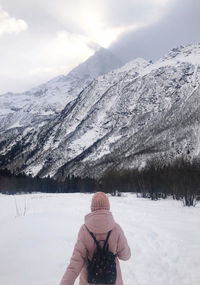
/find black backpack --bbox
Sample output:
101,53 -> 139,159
86,227 -> 117,284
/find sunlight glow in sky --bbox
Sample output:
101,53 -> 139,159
0,0 -> 189,94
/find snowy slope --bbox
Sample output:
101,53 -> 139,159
0,47 -> 122,132
0,57 -> 148,177
1,43 -> 200,178
0,193 -> 200,285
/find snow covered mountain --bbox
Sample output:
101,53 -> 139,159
1,43 -> 200,179
0,47 -> 122,132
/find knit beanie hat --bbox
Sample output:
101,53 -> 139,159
91,192 -> 110,212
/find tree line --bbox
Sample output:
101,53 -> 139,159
0,157 -> 200,206
0,169 -> 96,194
100,157 -> 200,206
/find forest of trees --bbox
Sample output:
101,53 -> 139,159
100,158 -> 200,206
0,157 -> 200,206
0,169 -> 96,195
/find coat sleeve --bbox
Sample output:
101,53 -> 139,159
60,225 -> 87,285
116,224 -> 131,261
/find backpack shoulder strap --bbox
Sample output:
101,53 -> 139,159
85,225 -> 101,248
103,230 -> 112,250
85,225 -> 112,249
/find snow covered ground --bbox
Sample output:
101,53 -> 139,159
0,193 -> 200,285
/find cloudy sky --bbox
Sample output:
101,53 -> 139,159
0,0 -> 199,94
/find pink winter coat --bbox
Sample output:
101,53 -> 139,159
60,209 -> 131,285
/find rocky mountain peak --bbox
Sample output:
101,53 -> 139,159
68,47 -> 123,79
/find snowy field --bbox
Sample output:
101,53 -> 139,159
0,193 -> 200,285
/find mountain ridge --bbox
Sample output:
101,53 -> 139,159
0,43 -> 200,180
0,47 -> 122,132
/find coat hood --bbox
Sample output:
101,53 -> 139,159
84,210 -> 115,234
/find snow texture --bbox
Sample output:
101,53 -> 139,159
0,193 -> 200,285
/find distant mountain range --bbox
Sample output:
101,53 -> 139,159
0,43 -> 200,180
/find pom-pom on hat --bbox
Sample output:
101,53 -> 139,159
91,192 -> 110,212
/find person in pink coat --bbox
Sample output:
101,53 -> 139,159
60,192 -> 131,285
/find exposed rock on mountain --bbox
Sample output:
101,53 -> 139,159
1,43 -> 200,180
